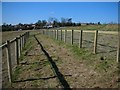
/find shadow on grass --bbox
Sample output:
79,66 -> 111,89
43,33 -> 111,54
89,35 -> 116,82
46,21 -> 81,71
20,59 -> 47,66
97,49 -> 117,54
83,40 -> 117,49
63,37 -> 116,50
82,40 -> 117,54
34,35 -> 72,89
13,75 -> 72,83
13,76 -> 57,83
30,32 -> 41,36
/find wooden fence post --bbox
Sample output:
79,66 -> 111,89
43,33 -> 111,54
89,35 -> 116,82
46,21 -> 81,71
25,32 -> 28,44
64,30 -> 67,43
45,29 -> 46,35
15,37 -> 19,65
44,29 -> 46,35
117,43 -> 120,62
94,30 -> 98,54
22,35 -> 24,48
53,30 -> 54,38
51,30 -> 53,38
71,30 -> 74,45
26,32 -> 27,39
19,35 -> 21,56
61,30 -> 62,41
117,32 -> 120,62
52,30 -> 54,37
46,29 -> 48,35
54,29 -> 56,38
48,29 -> 49,36
25,32 -> 27,44
49,30 -> 51,37
21,35 -> 23,51
47,29 -> 48,35
24,34 -> 25,46
20,35 -> 22,52
21,35 -> 23,50
56,30 -> 57,39
23,34 -> 25,47
22,35 -> 23,48
28,31 -> 30,38
6,40 -> 12,83
56,30 -> 58,40
24,33 -> 26,44
46,29 -> 47,35
18,37 -> 20,57
79,30 -> 83,48
51,30 -> 52,37
42,30 -> 44,35
44,30 -> 45,35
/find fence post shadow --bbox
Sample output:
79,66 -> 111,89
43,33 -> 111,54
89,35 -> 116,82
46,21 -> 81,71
34,35 -> 72,89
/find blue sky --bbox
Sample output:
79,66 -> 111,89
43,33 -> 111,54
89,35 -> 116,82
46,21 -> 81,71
2,2 -> 118,25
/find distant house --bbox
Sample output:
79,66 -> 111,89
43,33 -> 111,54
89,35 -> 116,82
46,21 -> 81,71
31,24 -> 36,30
27,26 -> 29,28
81,23 -> 96,25
18,28 -> 22,31
32,24 -> 36,27
14,25 -> 22,31
43,22 -> 53,29
81,23 -> 87,25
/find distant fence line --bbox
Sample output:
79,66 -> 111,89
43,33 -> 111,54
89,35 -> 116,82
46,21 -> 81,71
41,29 -> 119,62
1,32 -> 30,83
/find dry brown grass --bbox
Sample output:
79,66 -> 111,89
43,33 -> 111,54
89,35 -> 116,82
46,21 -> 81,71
1,26 -> 119,88
56,24 -> 118,31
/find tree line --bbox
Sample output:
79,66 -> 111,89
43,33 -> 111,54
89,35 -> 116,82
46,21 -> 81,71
2,17 -> 101,31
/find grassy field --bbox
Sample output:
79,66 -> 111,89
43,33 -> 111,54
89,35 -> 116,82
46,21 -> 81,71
10,34 -> 119,88
53,24 -> 118,31
2,24 -> 118,43
1,25 -> 119,88
2,30 -> 43,43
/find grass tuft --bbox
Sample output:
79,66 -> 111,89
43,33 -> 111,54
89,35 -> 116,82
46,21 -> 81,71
12,66 -> 21,81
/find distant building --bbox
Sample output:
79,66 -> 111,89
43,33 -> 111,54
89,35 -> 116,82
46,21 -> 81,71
32,24 -> 36,27
18,29 -> 22,31
27,26 -> 29,28
81,23 -> 87,25
43,22 -> 53,29
31,24 -> 36,30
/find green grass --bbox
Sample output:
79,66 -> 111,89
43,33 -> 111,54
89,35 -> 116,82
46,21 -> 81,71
13,35 -> 36,81
52,37 -> 96,61
12,66 -> 22,81
31,62 -> 40,68
68,44 -> 117,71
11,31 -> 119,87
46,34 -> 117,73
95,58 -> 117,71
42,60 -> 50,66
95,60 -> 110,71
67,44 -> 95,59
48,34 -> 118,84
32,80 -> 39,87
19,36 -> 34,61
19,53 -> 24,61
23,37 -> 33,51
